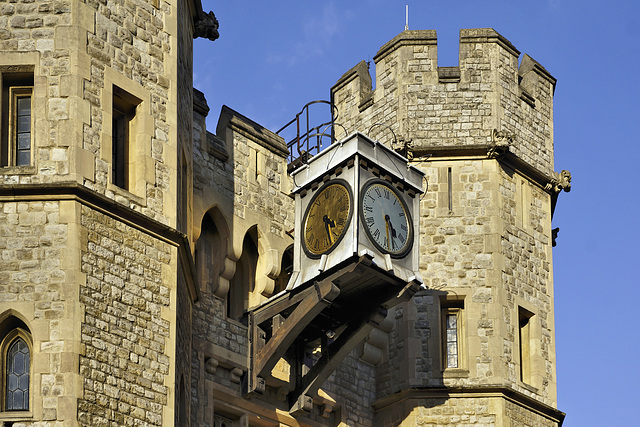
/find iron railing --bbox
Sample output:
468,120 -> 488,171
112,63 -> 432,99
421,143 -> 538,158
277,100 -> 337,169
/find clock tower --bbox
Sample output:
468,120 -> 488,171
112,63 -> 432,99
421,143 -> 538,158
289,131 -> 424,290
245,132 -> 426,411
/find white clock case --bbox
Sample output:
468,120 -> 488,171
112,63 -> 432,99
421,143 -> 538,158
288,132 -> 425,290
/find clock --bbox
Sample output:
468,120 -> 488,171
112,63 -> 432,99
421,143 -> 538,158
302,180 -> 353,258
360,179 -> 413,258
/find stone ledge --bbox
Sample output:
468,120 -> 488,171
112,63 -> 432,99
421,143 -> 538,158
371,385 -> 565,424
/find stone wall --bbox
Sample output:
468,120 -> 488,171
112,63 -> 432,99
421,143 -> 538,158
331,29 -> 563,426
190,100 -> 296,423
0,0 -> 71,183
80,0 -> 175,223
78,205 -> 173,426
326,353 -> 377,426
0,199 -> 69,424
376,396 -> 498,426
332,29 -> 556,177
499,167 -> 556,402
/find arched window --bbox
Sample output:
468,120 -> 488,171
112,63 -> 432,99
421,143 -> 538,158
177,375 -> 187,426
0,315 -> 31,412
228,228 -> 258,319
5,337 -> 29,411
274,245 -> 294,294
196,213 -> 224,293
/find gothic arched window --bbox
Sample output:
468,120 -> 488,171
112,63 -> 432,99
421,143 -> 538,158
228,228 -> 259,319
5,336 -> 30,411
0,315 -> 31,413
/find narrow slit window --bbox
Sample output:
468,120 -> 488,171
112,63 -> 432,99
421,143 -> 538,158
445,312 -> 458,368
441,298 -> 464,370
447,167 -> 452,212
111,86 -> 141,189
14,93 -> 32,166
518,307 -> 534,383
0,71 -> 34,167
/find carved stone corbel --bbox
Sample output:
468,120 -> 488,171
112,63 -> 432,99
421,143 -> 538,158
548,169 -> 572,236
321,403 -> 333,418
194,11 -> 219,41
205,357 -> 218,374
230,368 -> 244,384
546,170 -> 572,194
488,129 -> 513,159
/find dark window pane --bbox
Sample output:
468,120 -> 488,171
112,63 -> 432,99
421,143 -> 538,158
14,352 -> 24,374
17,150 -> 30,166
19,373 -> 29,389
18,114 -> 31,132
17,97 -> 31,116
12,392 -> 23,409
8,374 -> 17,390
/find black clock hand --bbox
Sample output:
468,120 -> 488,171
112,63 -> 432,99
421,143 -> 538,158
385,215 -> 397,249
323,215 -> 335,243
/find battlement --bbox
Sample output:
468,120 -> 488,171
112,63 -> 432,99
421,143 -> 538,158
332,28 -> 557,176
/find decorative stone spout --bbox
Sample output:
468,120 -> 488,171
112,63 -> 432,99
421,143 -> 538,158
194,10 -> 219,41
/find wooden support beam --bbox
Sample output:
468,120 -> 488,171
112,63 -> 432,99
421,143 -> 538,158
247,279 -> 340,394
291,306 -> 387,405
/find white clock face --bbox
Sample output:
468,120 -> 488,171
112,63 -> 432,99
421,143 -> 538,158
360,180 -> 413,257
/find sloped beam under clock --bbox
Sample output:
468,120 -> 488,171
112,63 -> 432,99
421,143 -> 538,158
288,276 -> 421,413
247,278 -> 340,394
291,306 -> 387,408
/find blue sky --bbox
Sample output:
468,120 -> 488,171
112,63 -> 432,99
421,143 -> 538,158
194,1 -> 640,425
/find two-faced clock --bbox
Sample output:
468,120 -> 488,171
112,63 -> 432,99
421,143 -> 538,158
302,180 -> 353,258
360,179 -> 413,258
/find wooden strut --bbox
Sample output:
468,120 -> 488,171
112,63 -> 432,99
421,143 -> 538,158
247,278 -> 340,395
289,278 -> 420,412
291,306 -> 387,404
246,253 -> 423,414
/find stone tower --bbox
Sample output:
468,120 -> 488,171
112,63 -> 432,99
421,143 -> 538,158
0,0 -> 217,424
0,2 -> 569,423
330,29 -> 569,425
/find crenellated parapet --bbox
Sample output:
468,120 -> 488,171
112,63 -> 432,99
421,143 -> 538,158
332,28 -> 557,177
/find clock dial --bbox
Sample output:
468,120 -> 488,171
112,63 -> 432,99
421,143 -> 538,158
360,180 -> 413,257
302,181 -> 353,257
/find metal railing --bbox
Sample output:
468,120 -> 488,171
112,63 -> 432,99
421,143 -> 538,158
277,100 -> 337,169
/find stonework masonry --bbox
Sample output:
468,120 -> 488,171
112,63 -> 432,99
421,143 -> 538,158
0,1 -> 569,425
0,0 -> 201,425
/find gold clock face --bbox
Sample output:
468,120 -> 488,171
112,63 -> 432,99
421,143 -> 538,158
302,181 -> 353,257
360,179 -> 413,258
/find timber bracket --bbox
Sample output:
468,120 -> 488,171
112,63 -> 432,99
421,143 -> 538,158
244,255 -> 422,415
